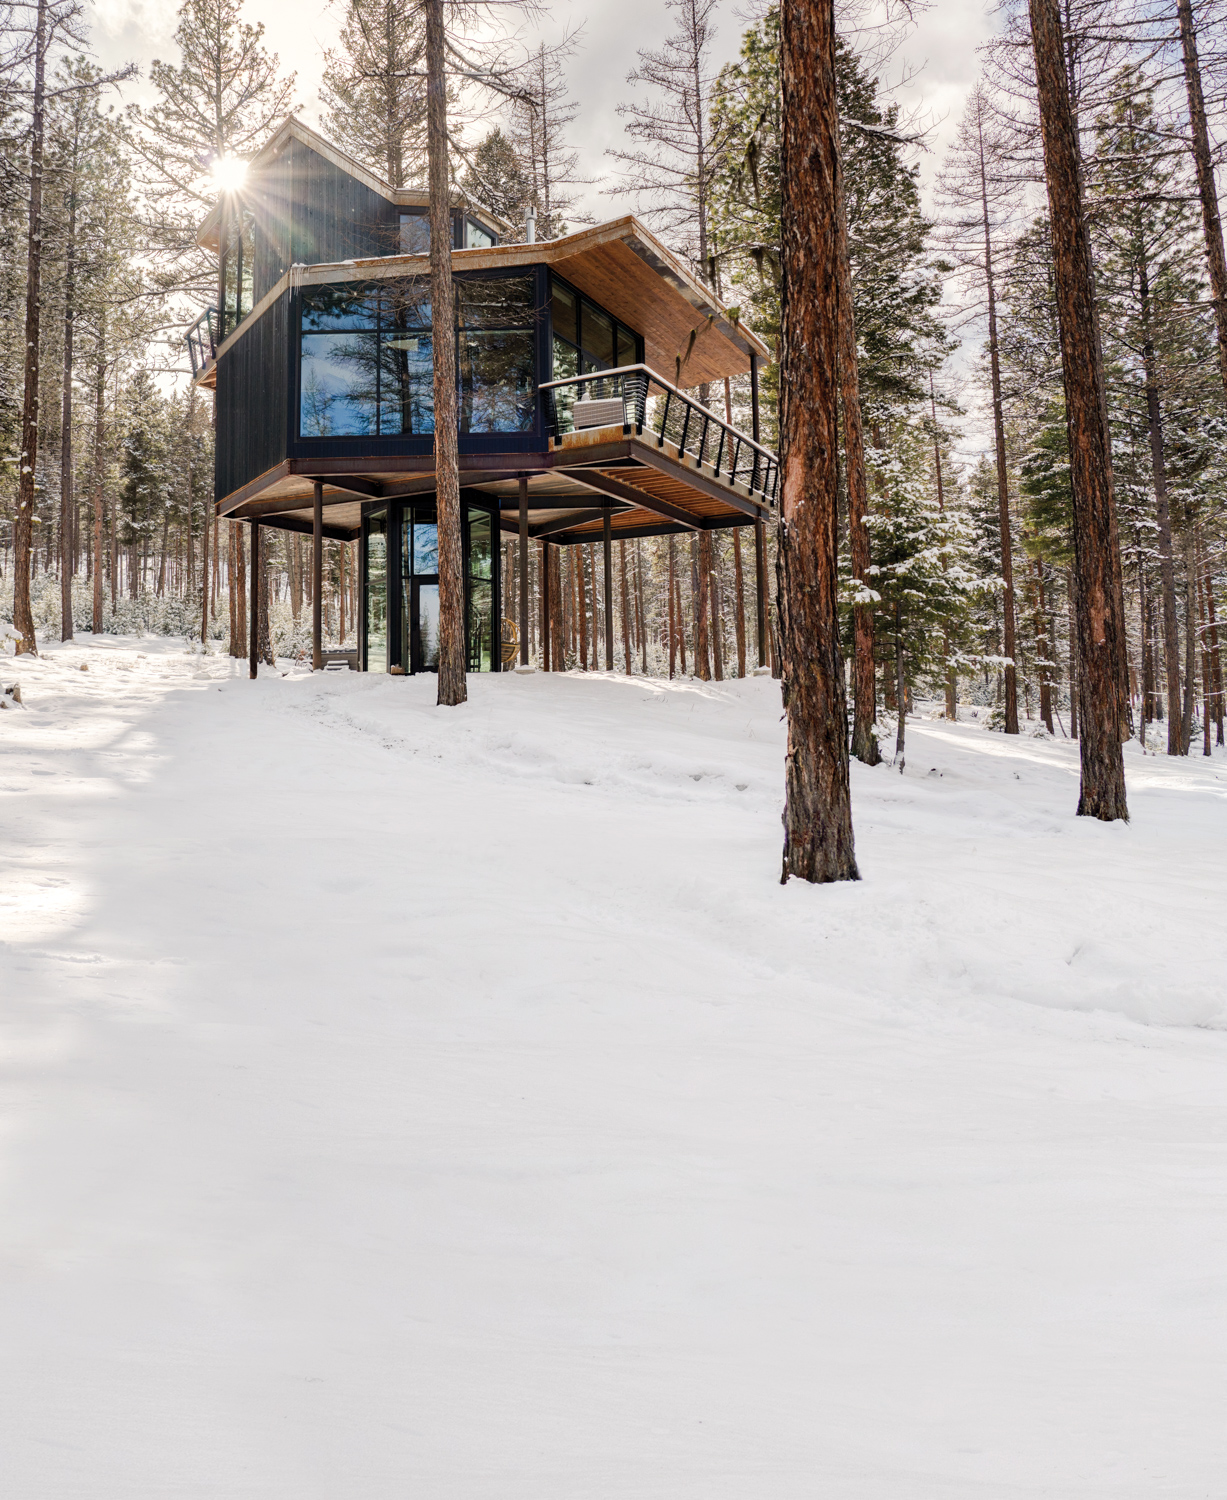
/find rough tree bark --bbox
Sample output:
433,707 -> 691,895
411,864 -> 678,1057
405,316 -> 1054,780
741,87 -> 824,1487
14,0 -> 49,655
835,151 -> 879,762
426,0 -> 466,705
1177,0 -> 1227,406
619,539 -> 632,673
977,111 -> 1019,733
60,167 -> 77,641
731,527 -> 747,676
694,532 -> 712,679
91,321 -> 106,635
1138,257 -> 1184,752
930,371 -> 957,720
1029,0 -> 1128,819
777,0 -> 859,883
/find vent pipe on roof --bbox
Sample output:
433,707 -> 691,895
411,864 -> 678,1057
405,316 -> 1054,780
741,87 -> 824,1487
525,206 -> 536,244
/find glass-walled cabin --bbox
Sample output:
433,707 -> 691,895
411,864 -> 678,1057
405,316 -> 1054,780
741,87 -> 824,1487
298,268 -> 642,674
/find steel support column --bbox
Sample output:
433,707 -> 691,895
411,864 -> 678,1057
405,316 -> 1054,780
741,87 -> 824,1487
518,476 -> 529,667
540,538 -> 550,671
749,353 -> 768,667
603,510 -> 614,670
249,519 -> 260,679
312,481 -> 323,672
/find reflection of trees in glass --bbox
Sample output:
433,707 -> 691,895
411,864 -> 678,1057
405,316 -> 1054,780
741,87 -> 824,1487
298,273 -> 537,436
300,366 -> 335,436
461,331 -> 535,431
300,331 -> 379,435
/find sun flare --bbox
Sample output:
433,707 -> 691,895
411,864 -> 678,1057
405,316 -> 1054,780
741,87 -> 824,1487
210,155 -> 248,194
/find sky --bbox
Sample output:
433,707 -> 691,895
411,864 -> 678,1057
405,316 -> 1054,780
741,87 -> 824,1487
86,0 -> 1000,211
85,0 -> 1003,455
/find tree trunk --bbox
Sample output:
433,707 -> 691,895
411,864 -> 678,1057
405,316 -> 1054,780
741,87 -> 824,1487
732,526 -> 747,677
978,117 -> 1018,733
577,541 -> 588,668
549,543 -> 563,670
91,333 -> 105,635
1197,544 -> 1212,755
893,602 -> 907,770
1204,557 -> 1224,744
259,531 -> 273,666
777,0 -> 859,883
60,167 -> 77,642
710,539 -> 725,680
836,151 -> 878,762
694,532 -> 712,680
1033,557 -> 1054,733
619,539 -> 632,673
636,541 -> 648,674
1029,0 -> 1129,819
1180,524 -> 1197,753
590,542 -> 599,669
1139,264 -> 1183,753
13,0 -> 48,655
156,507 -> 170,598
234,522 -> 247,656
930,374 -> 957,721
426,0 -> 466,706
1177,0 -> 1227,407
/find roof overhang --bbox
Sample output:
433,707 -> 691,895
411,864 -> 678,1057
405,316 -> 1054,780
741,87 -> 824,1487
196,116 -> 510,253
204,216 -> 770,385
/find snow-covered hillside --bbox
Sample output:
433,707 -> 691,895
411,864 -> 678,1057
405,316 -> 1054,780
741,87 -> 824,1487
3,639 -> 1225,1498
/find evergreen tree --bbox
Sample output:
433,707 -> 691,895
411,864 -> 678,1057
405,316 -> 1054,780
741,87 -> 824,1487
459,126 -> 530,235
319,0 -> 426,189
128,0 -> 295,302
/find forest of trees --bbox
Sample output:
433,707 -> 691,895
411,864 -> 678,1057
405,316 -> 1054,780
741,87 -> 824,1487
2,0 -> 1227,760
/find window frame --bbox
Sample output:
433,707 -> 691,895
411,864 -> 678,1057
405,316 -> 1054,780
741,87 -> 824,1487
547,272 -> 644,381
294,266 -> 547,448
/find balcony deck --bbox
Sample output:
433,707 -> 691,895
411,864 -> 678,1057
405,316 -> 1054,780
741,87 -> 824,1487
216,366 -> 776,546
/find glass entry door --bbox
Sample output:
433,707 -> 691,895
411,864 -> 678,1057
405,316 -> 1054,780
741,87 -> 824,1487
410,578 -> 440,672
402,511 -> 439,672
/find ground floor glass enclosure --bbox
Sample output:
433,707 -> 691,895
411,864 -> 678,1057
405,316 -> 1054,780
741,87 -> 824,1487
361,497 -> 499,674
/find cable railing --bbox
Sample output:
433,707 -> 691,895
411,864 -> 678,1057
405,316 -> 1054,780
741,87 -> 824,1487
539,363 -> 779,505
186,307 -> 218,379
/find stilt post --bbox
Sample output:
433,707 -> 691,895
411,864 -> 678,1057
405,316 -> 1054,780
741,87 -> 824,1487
540,538 -> 550,670
603,511 -> 614,670
249,520 -> 259,679
754,522 -> 768,668
750,353 -> 768,667
312,481 -> 323,672
518,476 -> 529,667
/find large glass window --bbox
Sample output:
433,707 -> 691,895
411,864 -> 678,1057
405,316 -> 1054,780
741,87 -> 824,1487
365,512 -> 388,672
299,274 -> 535,438
221,211 -> 255,339
465,218 -> 496,249
457,275 -> 536,434
400,213 -> 430,254
467,509 -> 493,671
550,276 -> 639,382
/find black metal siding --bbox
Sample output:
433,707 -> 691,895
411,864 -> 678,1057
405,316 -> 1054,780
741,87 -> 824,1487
284,137 -> 397,266
215,291 -> 290,502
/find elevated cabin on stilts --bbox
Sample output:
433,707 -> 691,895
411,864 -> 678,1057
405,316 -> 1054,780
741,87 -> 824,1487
189,118 -> 777,676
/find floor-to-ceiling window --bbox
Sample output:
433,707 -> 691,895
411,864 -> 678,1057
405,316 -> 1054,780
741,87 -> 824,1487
466,507 -> 494,670
365,511 -> 388,671
548,277 -> 639,430
299,281 -> 433,438
298,273 -> 537,440
457,276 -> 536,434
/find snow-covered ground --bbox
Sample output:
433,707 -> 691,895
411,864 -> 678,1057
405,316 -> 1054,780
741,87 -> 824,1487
2,636 -> 1225,1499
